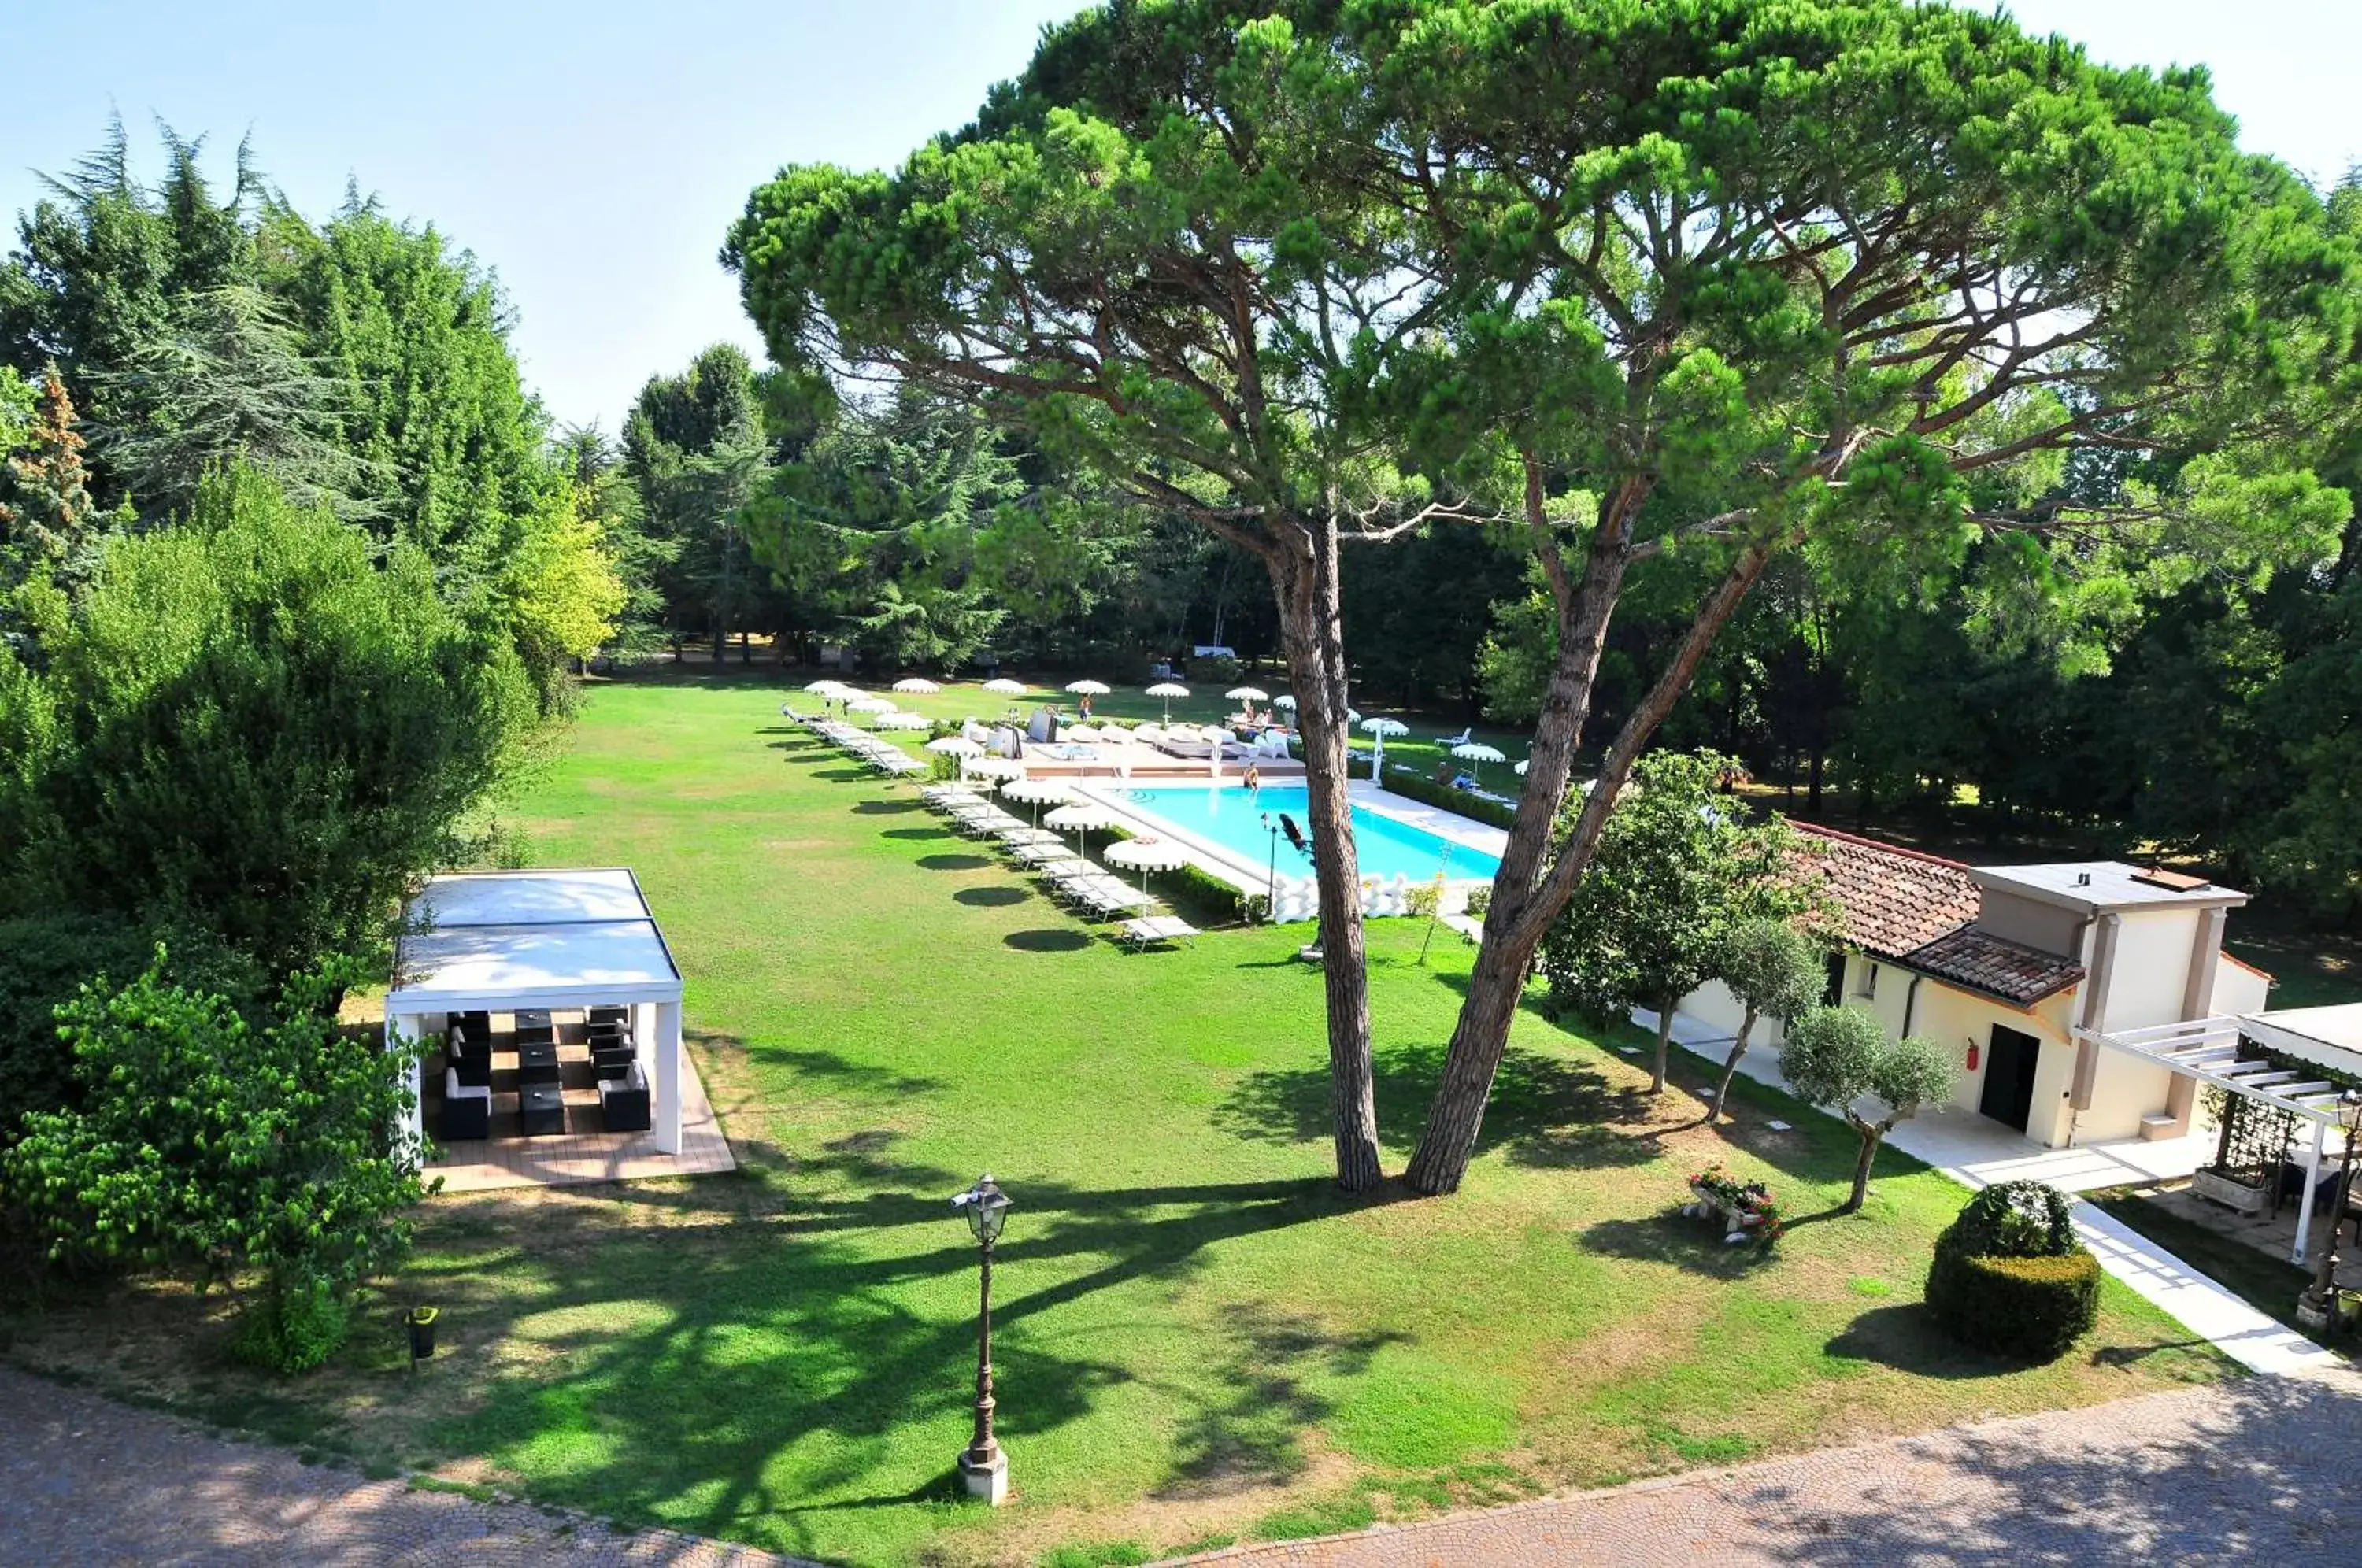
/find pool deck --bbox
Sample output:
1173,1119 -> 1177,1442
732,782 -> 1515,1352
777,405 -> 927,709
1079,778 -> 1508,918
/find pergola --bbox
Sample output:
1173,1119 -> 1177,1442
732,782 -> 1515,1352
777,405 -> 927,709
2085,1003 -> 2362,1261
386,869 -> 687,1156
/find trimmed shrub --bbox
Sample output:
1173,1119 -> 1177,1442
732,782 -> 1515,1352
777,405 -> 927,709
1925,1182 -> 2099,1360
1464,885 -> 1492,917
1926,1251 -> 2102,1361
1377,766 -> 1520,830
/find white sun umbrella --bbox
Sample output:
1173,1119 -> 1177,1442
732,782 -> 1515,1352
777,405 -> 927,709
891,677 -> 942,694
804,678 -> 850,694
1514,758 -> 1531,776
1451,740 -> 1508,787
1105,834 -> 1191,893
982,677 -> 1027,696
1360,715 -> 1409,780
876,709 -> 930,731
1001,777 -> 1075,827
1272,693 -> 1297,710
970,756 -> 1025,782
1225,686 -> 1269,704
844,694 -> 893,727
1144,680 -> 1189,721
1043,801 -> 1116,856
1064,679 -> 1113,697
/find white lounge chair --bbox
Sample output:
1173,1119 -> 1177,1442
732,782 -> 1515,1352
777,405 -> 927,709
1120,915 -> 1199,949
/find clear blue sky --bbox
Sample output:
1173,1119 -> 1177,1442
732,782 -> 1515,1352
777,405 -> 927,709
7,2 -> 2356,434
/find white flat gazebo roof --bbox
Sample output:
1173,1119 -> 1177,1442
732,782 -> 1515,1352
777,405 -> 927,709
388,868 -> 683,1013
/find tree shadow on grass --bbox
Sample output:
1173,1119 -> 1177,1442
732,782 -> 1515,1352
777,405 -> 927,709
1217,1040 -> 1660,1172
409,1172 -> 1395,1558
882,827 -> 951,841
811,767 -> 870,783
1005,929 -> 1090,952
916,853 -> 992,871
1157,1303 -> 1409,1496
852,799 -> 920,815
1576,1208 -> 1784,1279
955,886 -> 1028,908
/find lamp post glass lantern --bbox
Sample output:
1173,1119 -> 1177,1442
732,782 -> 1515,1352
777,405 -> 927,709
952,1174 -> 1013,1503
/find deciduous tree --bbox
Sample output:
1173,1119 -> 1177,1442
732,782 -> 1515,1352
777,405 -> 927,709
1708,918 -> 1827,1123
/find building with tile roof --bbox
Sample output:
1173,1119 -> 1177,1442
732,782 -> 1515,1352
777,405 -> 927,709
1679,824 -> 2270,1150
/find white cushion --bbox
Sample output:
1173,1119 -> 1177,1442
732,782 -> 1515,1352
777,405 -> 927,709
444,1067 -> 491,1102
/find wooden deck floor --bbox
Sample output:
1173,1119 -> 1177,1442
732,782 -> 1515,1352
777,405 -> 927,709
424,1016 -> 735,1193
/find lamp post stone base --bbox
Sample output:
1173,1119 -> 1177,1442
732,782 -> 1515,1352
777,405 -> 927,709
959,1448 -> 1009,1505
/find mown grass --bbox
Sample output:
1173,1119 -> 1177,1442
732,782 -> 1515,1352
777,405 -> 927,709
2,675 -> 2233,1567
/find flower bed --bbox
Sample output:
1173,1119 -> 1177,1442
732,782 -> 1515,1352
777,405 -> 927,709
1683,1161 -> 1786,1244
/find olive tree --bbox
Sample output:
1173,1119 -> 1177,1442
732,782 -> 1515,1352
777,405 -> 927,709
1779,1006 -> 1957,1214
1708,919 -> 1829,1123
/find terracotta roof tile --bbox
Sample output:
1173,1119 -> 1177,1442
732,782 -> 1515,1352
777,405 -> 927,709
1790,823 -> 1984,960
1901,926 -> 2086,1007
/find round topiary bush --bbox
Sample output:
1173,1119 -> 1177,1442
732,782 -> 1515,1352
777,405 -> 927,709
1926,1181 -> 2101,1361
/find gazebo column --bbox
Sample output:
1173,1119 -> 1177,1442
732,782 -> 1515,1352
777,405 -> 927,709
653,1000 -> 683,1154
388,1011 -> 425,1164
2293,1118 -> 2327,1266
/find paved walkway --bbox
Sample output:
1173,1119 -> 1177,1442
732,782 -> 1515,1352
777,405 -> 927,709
1640,1006 -> 2343,1378
1183,1368 -> 2362,1566
0,1366 -> 808,1568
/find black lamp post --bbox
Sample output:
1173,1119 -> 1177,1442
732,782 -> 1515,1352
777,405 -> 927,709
2302,1094 -> 2362,1325
1261,813 -> 1281,919
952,1173 -> 1013,1503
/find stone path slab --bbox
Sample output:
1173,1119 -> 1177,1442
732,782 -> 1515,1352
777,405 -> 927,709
1183,1368 -> 2362,1566
0,1366 -> 809,1567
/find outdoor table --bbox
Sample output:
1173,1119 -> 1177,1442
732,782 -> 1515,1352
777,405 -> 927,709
520,1082 -> 565,1136
517,1041 -> 561,1085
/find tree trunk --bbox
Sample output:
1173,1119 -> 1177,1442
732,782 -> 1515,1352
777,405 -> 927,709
1711,1006 -> 1759,1122
1268,512 -> 1382,1193
1846,1123 -> 1880,1213
1651,1000 -> 1675,1094
710,620 -> 727,664
1407,492 -> 1773,1194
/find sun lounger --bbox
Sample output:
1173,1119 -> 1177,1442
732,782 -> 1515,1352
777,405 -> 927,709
1120,915 -> 1200,949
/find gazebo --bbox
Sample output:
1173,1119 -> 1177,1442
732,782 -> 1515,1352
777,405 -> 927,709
386,869 -> 687,1158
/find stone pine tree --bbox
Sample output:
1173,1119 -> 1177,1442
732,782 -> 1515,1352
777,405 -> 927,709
1537,751 -> 1810,1096
1707,919 -> 1828,1124
1779,1007 -> 1957,1214
1379,0 -> 2357,1193
727,2 -> 1482,1189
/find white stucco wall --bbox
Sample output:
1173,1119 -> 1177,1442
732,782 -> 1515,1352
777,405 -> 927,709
2212,953 -> 2272,1015
2094,908 -> 2201,1033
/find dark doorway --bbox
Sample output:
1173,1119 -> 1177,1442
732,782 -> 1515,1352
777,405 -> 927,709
1823,952 -> 1848,1008
1979,1025 -> 2042,1133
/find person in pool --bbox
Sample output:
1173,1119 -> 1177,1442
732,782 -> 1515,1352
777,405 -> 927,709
1243,764 -> 1262,792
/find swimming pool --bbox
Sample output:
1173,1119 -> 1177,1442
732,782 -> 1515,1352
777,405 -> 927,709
1112,785 -> 1501,882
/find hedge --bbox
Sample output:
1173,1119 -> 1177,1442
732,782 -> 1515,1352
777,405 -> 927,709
1924,1181 -> 2099,1360
1377,767 -> 1520,831
1925,1248 -> 2102,1360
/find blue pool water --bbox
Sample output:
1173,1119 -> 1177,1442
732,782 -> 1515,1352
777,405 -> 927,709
1114,785 -> 1501,882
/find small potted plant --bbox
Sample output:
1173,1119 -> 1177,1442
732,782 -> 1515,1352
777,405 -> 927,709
407,1304 -> 440,1363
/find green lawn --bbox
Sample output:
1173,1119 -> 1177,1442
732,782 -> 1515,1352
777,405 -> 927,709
4,674 -> 2231,1568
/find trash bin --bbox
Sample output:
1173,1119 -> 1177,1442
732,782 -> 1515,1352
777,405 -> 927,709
408,1305 -> 440,1361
